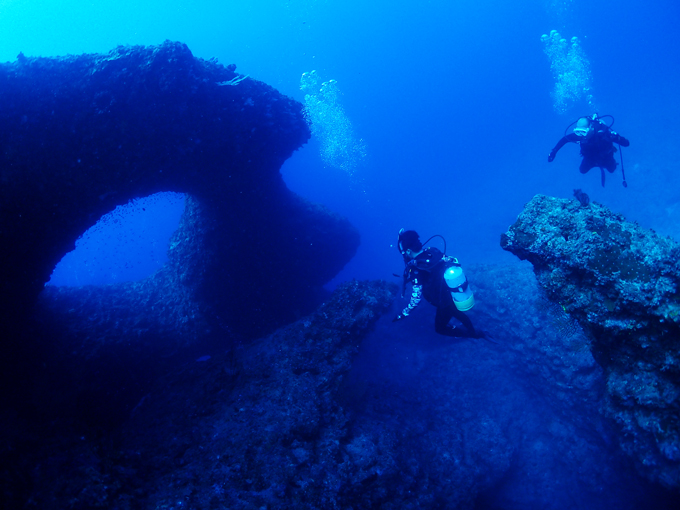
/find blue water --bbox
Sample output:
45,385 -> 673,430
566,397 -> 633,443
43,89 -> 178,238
4,1 -> 680,506
46,192 -> 185,286
6,0 -> 674,287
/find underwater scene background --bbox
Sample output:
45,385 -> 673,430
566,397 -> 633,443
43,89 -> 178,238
1,0 -> 679,508
1,0 -> 675,286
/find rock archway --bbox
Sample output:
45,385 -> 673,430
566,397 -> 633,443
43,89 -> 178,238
0,41 -> 359,418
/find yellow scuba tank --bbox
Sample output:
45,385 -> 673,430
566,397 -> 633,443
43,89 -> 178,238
444,260 -> 475,311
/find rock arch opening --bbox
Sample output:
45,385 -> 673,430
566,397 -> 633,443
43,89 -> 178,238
47,192 -> 186,287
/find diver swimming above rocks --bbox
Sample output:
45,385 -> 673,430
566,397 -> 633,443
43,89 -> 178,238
393,229 -> 490,340
548,114 -> 630,187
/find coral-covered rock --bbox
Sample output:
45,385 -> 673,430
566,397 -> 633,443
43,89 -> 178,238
501,194 -> 680,489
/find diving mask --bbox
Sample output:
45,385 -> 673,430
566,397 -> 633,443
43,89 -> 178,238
573,127 -> 590,137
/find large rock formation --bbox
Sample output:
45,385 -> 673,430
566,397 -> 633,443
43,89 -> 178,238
0,40 -> 359,332
0,42 -> 359,412
501,194 -> 680,489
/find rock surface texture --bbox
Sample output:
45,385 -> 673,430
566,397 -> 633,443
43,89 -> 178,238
11,267 -> 672,510
15,280 -> 399,509
501,194 -> 680,489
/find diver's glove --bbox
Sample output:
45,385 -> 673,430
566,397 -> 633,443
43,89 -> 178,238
619,136 -> 630,147
392,313 -> 406,322
548,150 -> 556,162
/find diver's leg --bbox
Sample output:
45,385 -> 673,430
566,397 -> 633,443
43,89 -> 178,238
435,305 -> 466,337
579,158 -> 594,174
605,155 -> 617,173
435,305 -> 477,338
449,306 -> 478,337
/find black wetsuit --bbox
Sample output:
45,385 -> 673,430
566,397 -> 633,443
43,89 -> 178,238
550,121 -> 630,186
400,247 -> 478,338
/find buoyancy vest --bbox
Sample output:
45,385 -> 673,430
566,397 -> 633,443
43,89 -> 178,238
421,258 -> 455,308
580,122 -> 616,158
404,248 -> 475,311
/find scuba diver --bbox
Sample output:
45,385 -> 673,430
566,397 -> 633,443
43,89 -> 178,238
548,114 -> 630,187
393,229 -> 486,339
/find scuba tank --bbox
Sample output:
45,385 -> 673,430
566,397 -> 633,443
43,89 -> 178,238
444,261 -> 475,311
396,230 -> 475,311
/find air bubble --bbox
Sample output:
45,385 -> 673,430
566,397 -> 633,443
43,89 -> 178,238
542,31 -> 594,113
300,71 -> 366,175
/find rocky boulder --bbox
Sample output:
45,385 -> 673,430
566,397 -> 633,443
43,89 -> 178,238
501,194 -> 680,489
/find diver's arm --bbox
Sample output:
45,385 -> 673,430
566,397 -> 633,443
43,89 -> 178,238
393,282 -> 423,322
611,132 -> 630,147
548,134 -> 579,161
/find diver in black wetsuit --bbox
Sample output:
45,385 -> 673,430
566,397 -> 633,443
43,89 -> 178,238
548,114 -> 630,187
392,229 -> 484,339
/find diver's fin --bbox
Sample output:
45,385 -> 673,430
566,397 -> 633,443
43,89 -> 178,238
482,334 -> 500,345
